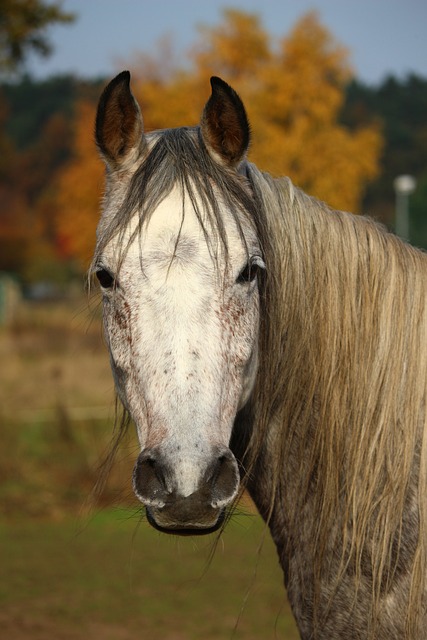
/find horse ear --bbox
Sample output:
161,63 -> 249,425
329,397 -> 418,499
200,76 -> 250,167
95,70 -> 144,169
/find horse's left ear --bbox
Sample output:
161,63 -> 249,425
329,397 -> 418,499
95,70 -> 144,170
200,77 -> 250,167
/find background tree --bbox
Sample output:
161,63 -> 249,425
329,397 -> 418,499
341,74 -> 427,246
55,100 -> 103,269
0,1 -> 75,283
0,78 -> 75,280
244,12 -> 381,212
409,174 -> 427,250
0,0 -> 74,74
0,99 -> 30,273
0,74 -> 104,281
129,11 -> 382,213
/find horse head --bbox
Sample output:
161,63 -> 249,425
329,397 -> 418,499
93,72 -> 264,534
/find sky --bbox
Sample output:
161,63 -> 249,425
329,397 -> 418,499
27,0 -> 427,85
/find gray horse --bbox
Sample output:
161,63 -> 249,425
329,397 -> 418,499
92,72 -> 427,639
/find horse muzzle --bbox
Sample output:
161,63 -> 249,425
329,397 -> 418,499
132,446 -> 240,534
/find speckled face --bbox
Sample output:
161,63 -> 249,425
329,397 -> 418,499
93,72 -> 264,532
95,185 -> 264,527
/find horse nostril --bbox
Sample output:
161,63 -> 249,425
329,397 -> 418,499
133,451 -> 169,507
208,450 -> 240,509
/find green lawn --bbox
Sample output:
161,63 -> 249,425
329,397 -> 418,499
0,508 -> 299,639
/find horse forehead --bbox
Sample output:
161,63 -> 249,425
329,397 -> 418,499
141,190 -> 208,254
123,187 -> 250,263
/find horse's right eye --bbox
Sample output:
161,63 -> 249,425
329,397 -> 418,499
96,268 -> 115,289
236,256 -> 266,285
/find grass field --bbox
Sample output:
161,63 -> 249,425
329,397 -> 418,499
0,297 -> 299,638
0,508 -> 299,639
0,296 -> 122,517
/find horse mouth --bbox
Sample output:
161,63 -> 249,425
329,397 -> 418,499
145,506 -> 225,536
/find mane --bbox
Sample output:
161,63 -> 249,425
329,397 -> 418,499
245,163 -> 427,636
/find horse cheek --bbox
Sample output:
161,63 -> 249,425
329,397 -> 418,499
220,295 -> 259,431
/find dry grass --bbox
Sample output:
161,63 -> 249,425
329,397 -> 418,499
0,295 -> 113,415
0,295 -> 138,517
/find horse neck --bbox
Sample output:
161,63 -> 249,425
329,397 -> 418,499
241,169 -> 427,636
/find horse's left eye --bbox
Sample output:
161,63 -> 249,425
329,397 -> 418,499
96,268 -> 115,289
237,257 -> 265,284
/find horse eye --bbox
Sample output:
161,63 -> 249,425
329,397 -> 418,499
95,268 -> 115,289
237,258 -> 265,284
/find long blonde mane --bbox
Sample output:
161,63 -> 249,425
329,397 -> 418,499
245,163 -> 427,635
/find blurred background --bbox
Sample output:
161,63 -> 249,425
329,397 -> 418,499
0,1 -> 426,638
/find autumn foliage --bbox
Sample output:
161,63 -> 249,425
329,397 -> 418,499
55,101 -> 104,268
4,10 -> 384,274
133,11 -> 381,209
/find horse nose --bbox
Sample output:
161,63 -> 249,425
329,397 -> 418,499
132,447 -> 240,531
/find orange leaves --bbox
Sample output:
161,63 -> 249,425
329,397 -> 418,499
55,101 -> 104,269
235,11 -> 382,212
194,9 -> 271,82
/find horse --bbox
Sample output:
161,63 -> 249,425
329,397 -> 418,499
92,71 -> 427,639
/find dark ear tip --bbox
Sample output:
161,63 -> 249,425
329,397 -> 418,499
210,76 -> 233,94
210,75 -> 224,87
98,71 -> 131,111
110,70 -> 131,88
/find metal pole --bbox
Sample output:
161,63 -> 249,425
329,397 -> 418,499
394,175 -> 416,241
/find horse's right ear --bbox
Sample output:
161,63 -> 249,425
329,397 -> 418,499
95,70 -> 144,169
